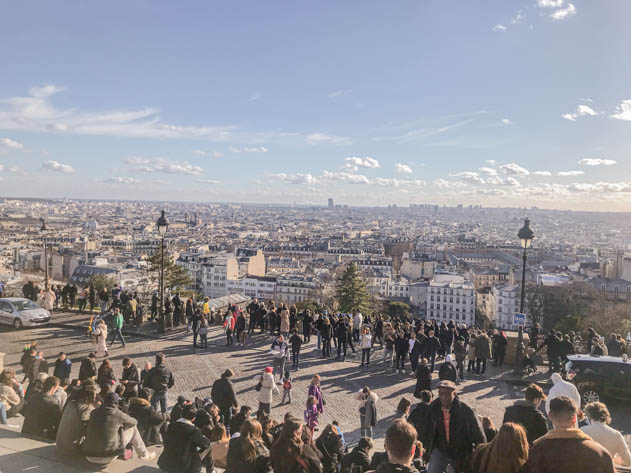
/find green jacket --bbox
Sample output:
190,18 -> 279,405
112,314 -> 123,329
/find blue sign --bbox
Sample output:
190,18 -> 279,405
513,312 -> 526,326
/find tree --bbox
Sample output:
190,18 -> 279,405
525,285 -> 545,327
542,282 -> 598,330
87,274 -> 116,294
146,249 -> 191,291
335,264 -> 371,314
387,301 -> 410,320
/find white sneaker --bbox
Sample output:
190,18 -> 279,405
140,451 -> 156,461
396,369 -> 400,374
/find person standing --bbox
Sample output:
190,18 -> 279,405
236,309 -> 247,346
289,329 -> 303,370
198,315 -> 209,349
582,402 -> 631,467
302,309 -> 313,343
108,307 -> 126,348
185,298 -> 194,332
360,327 -> 372,367
424,329 -> 441,372
172,292 -> 182,327
355,387 -> 378,439
98,287 -> 109,314
93,320 -> 109,358
255,367 -> 278,414
474,331 -> 492,376
414,358 -> 432,398
545,372 -> 581,416
425,380 -> 486,473
353,310 -> 363,343
308,374 -> 325,417
191,309 -> 201,347
394,330 -> 408,374
279,306 -> 290,337
270,335 -> 289,382
150,292 -> 158,320
224,309 -> 235,346
336,317 -> 349,361
143,353 -> 174,414
321,318 -> 333,359
493,330 -> 508,367
453,336 -> 467,381
528,396 -> 615,473
211,369 -> 238,427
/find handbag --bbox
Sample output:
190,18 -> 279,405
255,382 -> 262,392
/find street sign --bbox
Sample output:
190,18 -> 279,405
513,312 -> 526,326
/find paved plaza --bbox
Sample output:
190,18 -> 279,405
1,315 -> 629,472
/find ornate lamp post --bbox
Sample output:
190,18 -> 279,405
40,218 -> 49,291
157,210 -> 169,334
518,218 -> 535,314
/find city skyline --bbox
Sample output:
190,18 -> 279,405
1,1 -> 630,210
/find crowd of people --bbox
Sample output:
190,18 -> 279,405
3,290 -> 631,473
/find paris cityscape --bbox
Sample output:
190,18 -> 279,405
1,1 -> 631,473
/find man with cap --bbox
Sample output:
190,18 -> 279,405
211,369 -> 238,426
425,380 -> 486,473
83,392 -> 156,463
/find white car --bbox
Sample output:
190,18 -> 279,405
0,298 -> 51,329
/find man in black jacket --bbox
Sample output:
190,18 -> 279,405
424,330 -> 441,372
121,357 -> 140,399
341,437 -> 373,473
128,388 -> 167,446
143,353 -> 174,414
336,318 -> 350,360
503,383 -> 548,445
426,380 -> 486,473
21,376 -> 62,439
158,404 -> 210,473
210,369 -> 238,427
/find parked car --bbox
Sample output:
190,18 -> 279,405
0,298 -> 51,329
565,354 -> 631,404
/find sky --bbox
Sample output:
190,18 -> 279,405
1,0 -> 630,210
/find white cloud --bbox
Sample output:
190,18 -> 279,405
196,178 -> 221,184
562,104 -> 598,121
323,170 -> 370,184
578,158 -> 616,166
492,24 -> 507,31
550,3 -> 576,20
243,146 -> 268,153
371,177 -> 425,187
1,138 -> 23,150
537,0 -> 564,7
306,133 -> 353,146
344,157 -> 380,171
532,171 -> 553,176
611,100 -> 631,121
499,163 -> 530,176
6,165 -> 25,175
558,170 -> 584,176
485,160 -> 497,166
504,177 -> 521,187
126,156 -> 203,175
451,171 -> 486,185
248,92 -> 261,102
102,176 -> 138,184
328,89 -> 353,98
271,173 -> 319,185
42,160 -> 75,173
433,179 -> 464,189
229,146 -> 242,153
479,167 -> 498,176
501,118 -> 512,125
192,149 -> 206,156
567,181 -> 631,193
510,10 -> 525,25
395,163 -> 413,174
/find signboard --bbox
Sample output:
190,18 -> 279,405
513,312 -> 526,326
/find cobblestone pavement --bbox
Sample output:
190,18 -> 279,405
2,321 -> 630,447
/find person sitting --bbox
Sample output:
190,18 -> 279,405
158,404 -> 211,473
373,419 -> 419,473
230,405 -> 252,436
55,381 -> 98,455
169,395 -> 189,422
503,383 -> 548,445
466,422 -> 529,473
527,396 -> 615,473
582,401 -> 631,467
341,436 -> 373,473
21,375 -> 62,440
0,369 -> 23,421
316,423 -> 345,473
225,418 -> 272,473
128,387 -> 167,446
82,392 -> 156,464
210,423 -> 230,470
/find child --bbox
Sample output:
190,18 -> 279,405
304,395 -> 319,434
281,369 -> 292,405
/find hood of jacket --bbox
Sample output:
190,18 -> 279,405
129,397 -> 151,407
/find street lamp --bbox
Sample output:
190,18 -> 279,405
518,218 -> 535,314
157,210 -> 169,334
40,218 -> 49,291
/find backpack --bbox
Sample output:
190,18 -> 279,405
283,378 -> 292,390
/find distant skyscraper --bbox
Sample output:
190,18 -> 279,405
328,198 -> 334,209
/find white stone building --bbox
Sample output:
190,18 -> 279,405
426,274 -> 475,325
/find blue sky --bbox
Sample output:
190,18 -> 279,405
1,0 -> 630,210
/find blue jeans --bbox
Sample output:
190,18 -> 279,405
151,391 -> 168,414
109,327 -> 126,347
0,403 -> 7,424
428,449 -> 457,473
